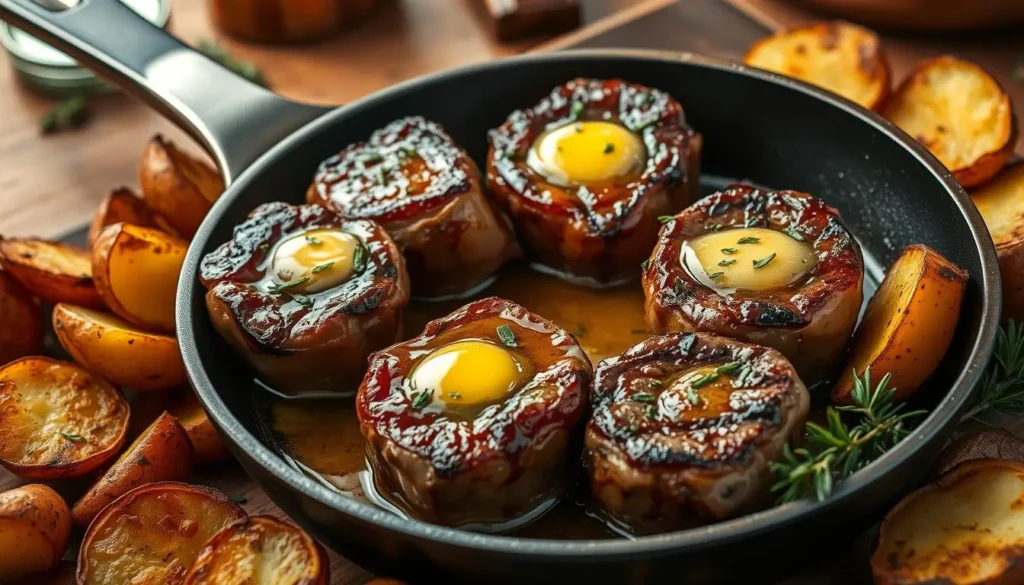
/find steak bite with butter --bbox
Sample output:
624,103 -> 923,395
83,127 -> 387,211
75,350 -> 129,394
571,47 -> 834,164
643,184 -> 864,387
356,296 -> 593,530
200,202 -> 409,396
308,116 -> 519,299
586,332 -> 810,534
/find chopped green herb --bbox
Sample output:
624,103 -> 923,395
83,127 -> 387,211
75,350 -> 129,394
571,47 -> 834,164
640,259 -> 650,271
257,243 -> 270,253
61,432 -> 85,443
690,373 -> 719,389
635,92 -> 649,106
658,215 -> 674,224
352,244 -> 367,273
686,388 -> 700,405
376,166 -> 388,185
707,271 -> 724,279
399,147 -> 419,158
229,494 -> 248,505
648,379 -> 663,387
570,101 -> 585,120
305,235 -> 322,246
705,223 -> 723,232
449,391 -> 462,399
721,248 -> 737,255
292,294 -> 313,308
717,361 -> 743,375
411,389 -> 433,409
632,392 -> 656,404
783,227 -> 805,242
497,324 -> 517,348
673,277 -> 686,297
738,236 -> 761,244
603,143 -> 615,154
644,404 -> 657,420
753,253 -> 777,269
41,95 -> 90,135
718,259 -> 736,267
362,152 -> 384,164
268,277 -> 310,293
312,262 -> 334,274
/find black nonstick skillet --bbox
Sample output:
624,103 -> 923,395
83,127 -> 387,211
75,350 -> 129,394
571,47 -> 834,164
0,1 -> 1001,583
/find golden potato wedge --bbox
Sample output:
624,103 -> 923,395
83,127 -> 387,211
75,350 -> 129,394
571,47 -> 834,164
873,459 -> 1024,585
52,304 -> 186,391
0,238 -> 104,308
833,245 -> 967,403
91,223 -> 188,334
0,357 -> 129,478
139,135 -> 224,238
0,484 -> 71,581
184,515 -> 329,585
972,163 -> 1024,319
71,411 -> 193,528
168,388 -> 230,464
77,482 -> 246,585
87,187 -> 178,250
886,55 -> 1016,188
744,21 -> 890,112
0,270 -> 43,366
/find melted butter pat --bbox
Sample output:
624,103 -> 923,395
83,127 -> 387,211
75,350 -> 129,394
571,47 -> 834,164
271,228 -> 362,294
408,340 -> 525,407
527,121 -> 645,185
683,227 -> 816,293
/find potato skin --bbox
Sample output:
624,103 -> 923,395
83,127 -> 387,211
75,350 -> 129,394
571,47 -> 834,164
167,388 -> 230,464
0,270 -> 43,366
0,238 -> 104,309
88,187 -> 173,250
833,244 -> 967,403
71,412 -> 194,528
53,304 -> 187,391
971,163 -> 1024,320
0,484 -> 71,581
138,135 -> 224,238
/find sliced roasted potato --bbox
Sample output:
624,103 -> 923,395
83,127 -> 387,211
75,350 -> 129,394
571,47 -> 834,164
139,135 -> 223,237
91,223 -> 188,334
934,429 -> 1024,477
972,163 -> 1024,319
744,21 -> 890,112
886,55 -> 1016,188
168,388 -> 230,464
71,412 -> 193,528
0,357 -> 129,478
873,459 -> 1024,585
52,303 -> 186,391
77,482 -> 246,585
0,238 -> 104,308
184,515 -> 329,585
0,484 -> 71,581
833,244 -> 967,403
88,187 -> 177,249
0,270 -> 43,366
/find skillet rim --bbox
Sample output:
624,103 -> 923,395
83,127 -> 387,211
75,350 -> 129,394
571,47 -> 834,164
177,48 -> 1000,558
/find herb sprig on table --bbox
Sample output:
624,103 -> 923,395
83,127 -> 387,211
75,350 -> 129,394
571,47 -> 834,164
962,320 -> 1024,421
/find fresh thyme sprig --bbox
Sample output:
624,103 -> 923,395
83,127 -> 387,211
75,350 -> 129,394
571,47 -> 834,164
770,369 -> 926,503
962,320 -> 1024,421
40,95 -> 90,135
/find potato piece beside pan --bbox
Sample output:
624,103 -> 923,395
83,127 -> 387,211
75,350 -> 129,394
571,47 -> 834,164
167,388 -> 230,464
0,270 -> 43,366
833,244 -> 967,403
77,482 -> 246,585
52,303 -> 186,391
88,187 -> 176,249
0,484 -> 71,581
873,459 -> 1024,585
0,238 -> 104,308
972,163 -> 1024,319
0,357 -> 129,479
184,515 -> 329,585
139,135 -> 224,237
886,55 -> 1016,188
92,223 -> 188,334
744,21 -> 891,112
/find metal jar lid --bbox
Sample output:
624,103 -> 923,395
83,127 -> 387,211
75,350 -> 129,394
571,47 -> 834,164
1,0 -> 171,96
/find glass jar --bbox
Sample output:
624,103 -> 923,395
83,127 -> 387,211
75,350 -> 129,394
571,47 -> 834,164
208,0 -> 382,43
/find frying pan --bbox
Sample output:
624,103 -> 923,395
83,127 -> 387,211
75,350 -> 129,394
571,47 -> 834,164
0,0 -> 1001,583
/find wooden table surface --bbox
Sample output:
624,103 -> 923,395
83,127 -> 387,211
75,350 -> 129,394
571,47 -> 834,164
1,0 -> 1023,583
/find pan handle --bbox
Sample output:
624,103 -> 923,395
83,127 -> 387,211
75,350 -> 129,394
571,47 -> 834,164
0,0 -> 329,181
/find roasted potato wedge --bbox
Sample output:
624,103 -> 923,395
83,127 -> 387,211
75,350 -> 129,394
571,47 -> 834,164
88,187 -> 177,249
744,21 -> 890,112
184,515 -> 329,585
0,484 -> 71,581
0,270 -> 43,366
77,482 -> 246,585
91,223 -> 188,334
886,55 -> 1016,188
934,429 -> 1024,477
71,412 -> 193,528
972,163 -> 1024,319
873,459 -> 1024,585
0,357 -> 129,478
139,135 -> 223,237
833,244 -> 967,403
52,304 -> 186,391
168,388 -> 230,464
0,238 -> 103,308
